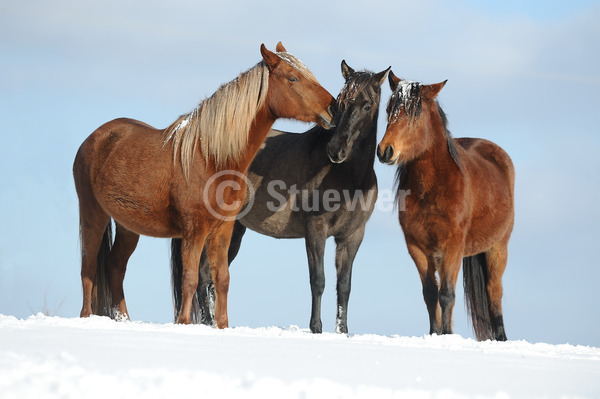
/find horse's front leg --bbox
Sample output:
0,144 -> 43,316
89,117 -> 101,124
198,221 -> 246,325
305,218 -> 327,333
205,221 -> 236,329
176,228 -> 208,325
333,226 -> 365,334
406,239 -> 441,335
437,246 -> 464,335
107,223 -> 140,320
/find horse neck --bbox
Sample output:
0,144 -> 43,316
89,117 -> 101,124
230,105 -> 276,172
407,108 -> 460,192
343,113 -> 379,181
361,113 -> 379,167
311,111 -> 379,186
345,84 -> 381,175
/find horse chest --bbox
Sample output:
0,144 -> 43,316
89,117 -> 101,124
400,186 -> 470,248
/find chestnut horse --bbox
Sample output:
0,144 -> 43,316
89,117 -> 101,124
73,42 -> 334,328
171,62 -> 390,334
377,71 -> 514,341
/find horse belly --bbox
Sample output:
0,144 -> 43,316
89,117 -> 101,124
97,187 -> 179,237
240,204 -> 304,238
88,127 -> 180,238
464,201 -> 513,256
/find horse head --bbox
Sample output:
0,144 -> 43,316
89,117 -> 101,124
261,42 -> 335,129
326,61 -> 390,164
377,70 -> 447,165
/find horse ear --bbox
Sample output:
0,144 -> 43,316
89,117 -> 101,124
388,70 -> 401,91
374,66 -> 391,87
275,41 -> 287,53
422,80 -> 448,99
341,60 -> 354,80
261,44 -> 280,70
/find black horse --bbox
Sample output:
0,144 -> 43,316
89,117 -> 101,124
171,61 -> 389,333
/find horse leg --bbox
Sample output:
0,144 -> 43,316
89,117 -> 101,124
485,237 -> 509,341
78,201 -> 110,318
333,226 -> 365,334
197,249 -> 213,325
106,223 -> 139,320
176,228 -> 208,325
406,240 -> 440,335
199,221 -> 247,323
205,221 -> 236,329
305,218 -> 327,333
437,248 -> 464,335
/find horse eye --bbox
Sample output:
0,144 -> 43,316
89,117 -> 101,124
288,76 -> 298,83
364,104 -> 372,111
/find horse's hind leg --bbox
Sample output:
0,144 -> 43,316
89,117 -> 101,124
77,195 -> 110,318
196,249 -> 213,325
334,226 -> 365,334
106,223 -> 139,320
485,237 -> 509,341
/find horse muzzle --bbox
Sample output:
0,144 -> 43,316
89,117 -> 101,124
377,145 -> 396,165
327,145 -> 348,164
318,106 -> 336,130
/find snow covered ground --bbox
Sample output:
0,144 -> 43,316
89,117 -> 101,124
1,314 -> 599,399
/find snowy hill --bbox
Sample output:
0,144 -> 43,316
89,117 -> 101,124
1,314 -> 599,398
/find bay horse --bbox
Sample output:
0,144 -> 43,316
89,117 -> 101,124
73,42 -> 334,328
377,71 -> 514,341
171,62 -> 390,333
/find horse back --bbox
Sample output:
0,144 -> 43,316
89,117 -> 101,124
76,118 -> 161,162
73,118 -> 184,237
455,137 -> 515,254
455,137 -> 515,191
240,127 -> 376,238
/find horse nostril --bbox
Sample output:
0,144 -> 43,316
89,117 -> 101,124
377,145 -> 394,164
338,148 -> 347,159
384,146 -> 394,162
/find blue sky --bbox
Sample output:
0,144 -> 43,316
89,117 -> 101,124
1,0 -> 599,346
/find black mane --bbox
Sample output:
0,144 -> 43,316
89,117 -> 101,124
437,105 -> 461,170
337,71 -> 379,110
386,81 -> 422,123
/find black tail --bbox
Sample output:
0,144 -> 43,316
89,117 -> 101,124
91,221 -> 114,317
170,238 -> 201,323
463,253 -> 494,341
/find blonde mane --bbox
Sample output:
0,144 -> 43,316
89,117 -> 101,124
164,51 -> 317,179
164,61 -> 270,178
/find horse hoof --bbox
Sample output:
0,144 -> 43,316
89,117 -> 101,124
114,310 -> 130,322
215,315 -> 228,329
495,332 -> 508,341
